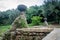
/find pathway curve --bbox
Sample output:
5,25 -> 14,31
42,28 -> 60,40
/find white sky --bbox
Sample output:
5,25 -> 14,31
0,0 -> 44,11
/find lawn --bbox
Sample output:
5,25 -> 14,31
0,25 -> 12,36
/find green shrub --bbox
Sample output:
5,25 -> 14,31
31,16 -> 42,26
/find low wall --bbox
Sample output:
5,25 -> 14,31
2,28 -> 53,40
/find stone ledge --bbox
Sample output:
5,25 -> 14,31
16,28 -> 53,32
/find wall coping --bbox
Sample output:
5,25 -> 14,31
16,28 -> 53,32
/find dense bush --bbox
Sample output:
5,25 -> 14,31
31,16 -> 42,26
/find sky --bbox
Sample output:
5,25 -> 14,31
0,0 -> 44,11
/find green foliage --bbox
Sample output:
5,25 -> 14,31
0,5 -> 43,25
0,9 -> 20,25
1,1 -> 60,25
15,18 -> 28,28
43,0 -> 60,24
0,25 -> 11,36
20,19 -> 27,28
26,5 -> 42,24
31,16 -> 42,26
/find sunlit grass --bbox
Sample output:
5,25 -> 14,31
0,25 -> 12,36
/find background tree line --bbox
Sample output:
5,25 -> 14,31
0,0 -> 60,26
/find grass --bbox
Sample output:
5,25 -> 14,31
0,25 -> 12,36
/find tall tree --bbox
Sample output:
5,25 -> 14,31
44,0 -> 60,24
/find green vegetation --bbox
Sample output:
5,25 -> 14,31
0,0 -> 60,35
43,0 -> 60,24
1,0 -> 60,25
0,9 -> 20,25
30,16 -> 42,26
0,25 -> 11,36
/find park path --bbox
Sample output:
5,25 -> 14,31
42,28 -> 60,40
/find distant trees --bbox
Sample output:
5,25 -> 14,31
0,5 -> 43,25
43,0 -> 60,24
0,9 -> 20,25
26,5 -> 43,24
0,0 -> 60,25
0,5 -> 45,26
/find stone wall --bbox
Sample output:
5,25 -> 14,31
2,28 -> 53,40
